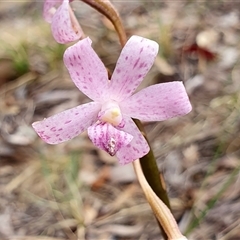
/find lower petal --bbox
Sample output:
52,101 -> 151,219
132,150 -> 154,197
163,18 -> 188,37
116,117 -> 150,165
32,102 -> 101,144
88,122 -> 133,156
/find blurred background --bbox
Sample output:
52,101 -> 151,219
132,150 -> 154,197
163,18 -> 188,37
0,0 -> 240,239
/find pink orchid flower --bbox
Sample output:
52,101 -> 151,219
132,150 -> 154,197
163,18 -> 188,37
32,36 -> 192,165
43,0 -> 83,44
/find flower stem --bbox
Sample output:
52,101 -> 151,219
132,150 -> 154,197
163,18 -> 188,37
133,159 -> 187,240
80,0 -> 127,47
134,119 -> 171,210
134,119 -> 170,240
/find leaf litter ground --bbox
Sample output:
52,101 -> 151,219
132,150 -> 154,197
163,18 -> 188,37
0,1 -> 240,239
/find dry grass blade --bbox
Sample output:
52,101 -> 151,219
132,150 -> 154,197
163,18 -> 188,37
4,162 -> 40,193
0,72 -> 37,96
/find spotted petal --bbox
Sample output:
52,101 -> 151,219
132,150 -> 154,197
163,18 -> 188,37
88,122 -> 133,157
43,0 -> 62,23
64,37 -> 109,102
51,0 -> 82,44
116,117 -> 150,165
32,102 -> 101,144
109,35 -> 159,102
120,82 -> 192,121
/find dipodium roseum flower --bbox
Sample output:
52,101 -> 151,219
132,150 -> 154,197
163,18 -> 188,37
32,36 -> 192,165
43,0 -> 83,44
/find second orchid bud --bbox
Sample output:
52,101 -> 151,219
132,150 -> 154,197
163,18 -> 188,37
43,0 -> 83,44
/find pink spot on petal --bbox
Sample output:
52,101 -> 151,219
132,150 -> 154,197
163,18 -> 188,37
133,147 -> 139,153
44,135 -> 50,140
64,120 -> 72,124
50,127 -> 56,132
133,57 -> 140,69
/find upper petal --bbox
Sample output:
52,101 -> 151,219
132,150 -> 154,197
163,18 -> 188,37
43,0 -> 62,23
32,102 -> 101,144
120,81 -> 192,121
116,117 -> 150,165
51,0 -> 82,44
109,35 -> 159,102
63,37 -> 109,102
